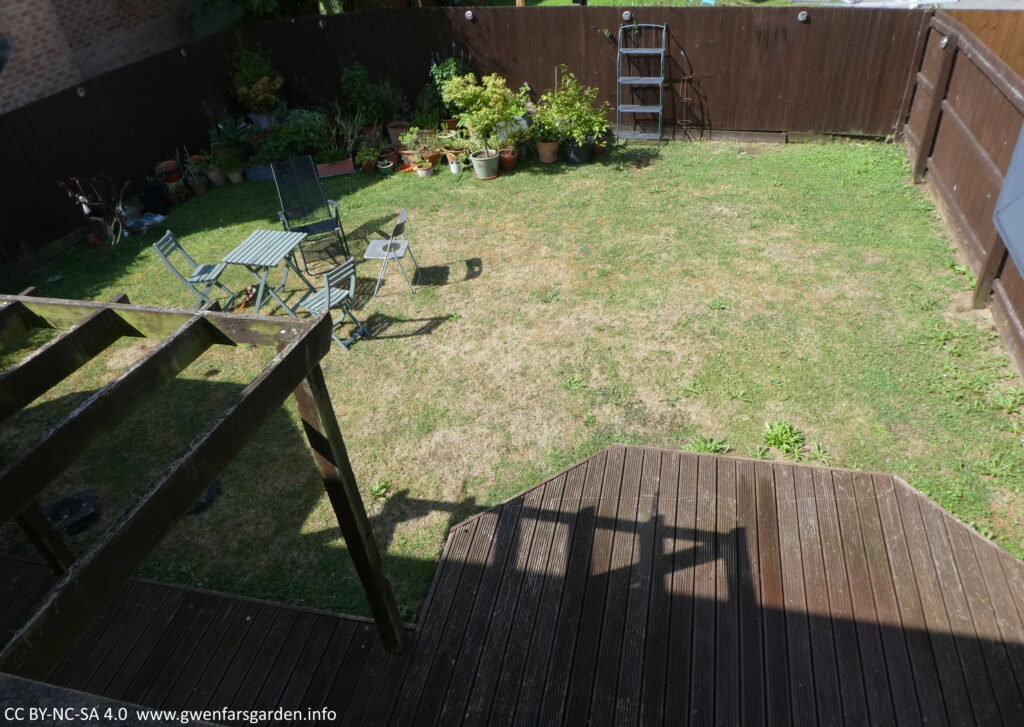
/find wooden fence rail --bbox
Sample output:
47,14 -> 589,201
0,7 -> 928,270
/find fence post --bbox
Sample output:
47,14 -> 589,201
914,30 -> 958,184
972,229 -> 1008,309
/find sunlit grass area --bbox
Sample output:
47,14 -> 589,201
2,139 -> 1023,619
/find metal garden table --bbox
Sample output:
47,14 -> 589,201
222,229 -> 315,316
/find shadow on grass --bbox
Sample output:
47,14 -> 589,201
0,372 -> 493,619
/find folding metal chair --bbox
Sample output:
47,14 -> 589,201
294,258 -> 368,351
363,209 -> 419,296
152,231 -> 236,308
271,155 -> 350,274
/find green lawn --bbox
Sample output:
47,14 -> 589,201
2,139 -> 1023,620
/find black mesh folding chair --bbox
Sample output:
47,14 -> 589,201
270,156 -> 350,274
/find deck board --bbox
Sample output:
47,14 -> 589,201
4,445 -> 1024,725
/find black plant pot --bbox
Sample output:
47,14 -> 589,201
564,139 -> 593,166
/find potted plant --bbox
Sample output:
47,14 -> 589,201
218,147 -> 244,184
417,128 -> 442,167
356,145 -> 380,172
377,158 -> 395,176
315,149 -> 354,177
155,159 -> 182,184
341,63 -> 383,130
415,157 -> 434,178
248,108 -> 329,176
431,56 -> 471,129
442,133 -> 471,164
230,39 -> 284,129
378,144 -> 399,166
442,73 -> 529,180
182,152 -> 210,195
546,66 -> 612,166
448,149 -> 467,175
398,127 -> 422,167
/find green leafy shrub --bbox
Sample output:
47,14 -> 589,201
687,436 -> 730,455
250,109 -> 329,164
230,40 -> 283,114
431,57 -> 471,117
540,66 -> 611,146
341,63 -> 382,123
441,73 -> 529,154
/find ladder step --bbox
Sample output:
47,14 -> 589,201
616,131 -> 661,140
619,48 -> 664,55
618,76 -> 664,85
618,104 -> 662,114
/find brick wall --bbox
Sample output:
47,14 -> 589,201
0,0 -> 195,114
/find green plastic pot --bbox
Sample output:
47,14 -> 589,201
470,150 -> 500,180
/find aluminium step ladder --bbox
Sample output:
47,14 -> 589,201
615,24 -> 667,141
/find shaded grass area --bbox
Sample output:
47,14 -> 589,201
2,139 -> 1023,620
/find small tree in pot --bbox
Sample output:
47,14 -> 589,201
547,66 -> 611,166
442,73 -> 529,180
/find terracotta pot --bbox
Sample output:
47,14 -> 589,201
316,158 -> 355,177
206,167 -> 227,186
499,148 -> 519,171
444,148 -> 465,164
424,149 -> 442,167
227,170 -> 244,184
536,140 -> 560,164
362,160 -> 377,172
387,120 -> 411,147
442,118 -> 459,130
378,146 -> 399,165
592,141 -> 607,156
399,149 -> 418,166
189,179 -> 209,196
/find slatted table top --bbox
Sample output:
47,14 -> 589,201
222,230 -> 306,269
4,445 -> 1024,725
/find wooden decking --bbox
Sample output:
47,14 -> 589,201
4,444 -> 1024,724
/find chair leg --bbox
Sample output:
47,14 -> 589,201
406,246 -> 420,285
344,305 -> 369,338
337,220 -> 351,259
373,257 -> 389,296
395,257 -> 416,294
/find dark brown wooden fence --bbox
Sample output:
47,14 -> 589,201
949,10 -> 1024,80
248,7 -> 928,137
1,8 -> 929,269
0,32 -> 234,271
904,10 -> 1024,374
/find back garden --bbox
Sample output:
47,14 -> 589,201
3,130 -> 1023,618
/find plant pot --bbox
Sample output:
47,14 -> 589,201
399,149 -> 418,166
449,160 -> 463,174
424,149 -> 442,167
415,167 -> 434,178
378,146 -> 399,165
499,148 -> 519,171
316,158 -> 355,177
536,140 -> 560,164
227,170 -> 244,184
564,139 -> 593,166
387,120 -> 411,147
362,160 -> 377,173
376,159 -> 395,176
592,141 -> 607,156
206,167 -> 227,186
189,179 -> 209,196
246,164 -> 274,181
470,150 -> 500,180
249,112 -> 275,130
444,148 -> 465,164
442,118 -> 459,130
